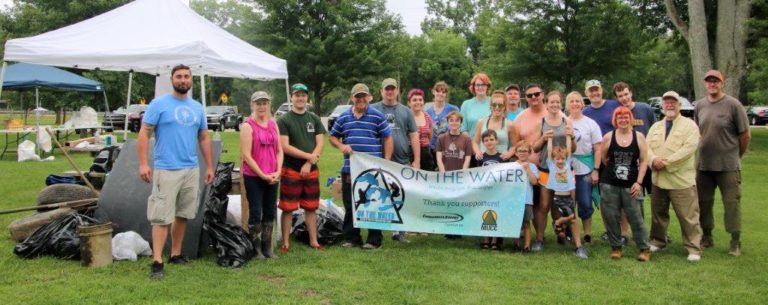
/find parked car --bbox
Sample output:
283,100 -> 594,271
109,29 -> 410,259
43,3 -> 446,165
748,106 -> 768,125
647,96 -> 695,120
274,103 -> 291,118
206,105 -> 243,131
104,104 -> 146,131
327,104 -> 352,131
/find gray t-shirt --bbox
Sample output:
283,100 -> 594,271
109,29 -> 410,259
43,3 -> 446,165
631,102 -> 656,135
372,101 -> 417,165
694,94 -> 749,171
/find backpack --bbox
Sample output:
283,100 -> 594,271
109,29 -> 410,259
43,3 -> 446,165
89,146 -> 121,173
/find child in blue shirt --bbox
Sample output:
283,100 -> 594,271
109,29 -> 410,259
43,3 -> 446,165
513,140 -> 538,252
479,130 -> 504,249
546,140 -> 588,258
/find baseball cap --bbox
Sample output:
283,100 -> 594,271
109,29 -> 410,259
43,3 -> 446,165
351,83 -> 370,96
505,84 -> 520,92
704,70 -> 725,82
291,83 -> 309,94
250,91 -> 270,103
585,79 -> 602,90
381,78 -> 398,89
662,91 -> 680,101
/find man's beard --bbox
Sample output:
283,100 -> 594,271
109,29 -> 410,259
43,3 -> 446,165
174,84 -> 190,95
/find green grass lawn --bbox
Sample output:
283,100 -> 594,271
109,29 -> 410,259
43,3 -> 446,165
0,128 -> 767,304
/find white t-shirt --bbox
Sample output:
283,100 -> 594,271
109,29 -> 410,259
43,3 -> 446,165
571,116 -> 602,175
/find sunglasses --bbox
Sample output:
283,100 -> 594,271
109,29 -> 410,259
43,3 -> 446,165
491,103 -> 505,109
526,92 -> 542,99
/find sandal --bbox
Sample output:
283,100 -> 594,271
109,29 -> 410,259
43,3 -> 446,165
310,245 -> 326,251
490,243 -> 499,250
481,242 -> 490,249
279,244 -> 290,254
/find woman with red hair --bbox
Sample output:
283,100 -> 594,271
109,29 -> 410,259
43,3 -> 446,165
407,88 -> 434,170
599,106 -> 651,261
460,73 -> 492,150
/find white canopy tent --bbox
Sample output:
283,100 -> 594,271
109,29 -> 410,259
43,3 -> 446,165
0,0 -> 289,133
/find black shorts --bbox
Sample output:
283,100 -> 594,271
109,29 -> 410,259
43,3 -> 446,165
553,195 -> 574,218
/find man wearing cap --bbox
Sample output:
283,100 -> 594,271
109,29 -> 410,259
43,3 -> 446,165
505,84 -> 524,121
372,78 -> 419,243
646,91 -> 702,262
694,69 -> 751,256
276,83 -> 326,253
330,83 -> 393,250
138,64 -> 214,279
583,80 -> 621,135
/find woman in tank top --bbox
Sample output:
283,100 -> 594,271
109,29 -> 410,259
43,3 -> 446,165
531,91 -> 574,247
240,91 -> 284,260
599,106 -> 651,261
472,90 -> 519,162
407,88 -> 434,171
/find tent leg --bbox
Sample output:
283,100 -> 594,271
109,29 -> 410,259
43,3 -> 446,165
200,73 -> 207,108
0,62 -> 6,103
284,79 -> 290,105
123,71 -> 133,142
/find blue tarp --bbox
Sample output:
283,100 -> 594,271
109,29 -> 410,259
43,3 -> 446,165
2,63 -> 103,92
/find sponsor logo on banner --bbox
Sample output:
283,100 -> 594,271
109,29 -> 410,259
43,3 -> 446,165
422,212 -> 464,223
481,210 -> 498,231
352,168 -> 405,224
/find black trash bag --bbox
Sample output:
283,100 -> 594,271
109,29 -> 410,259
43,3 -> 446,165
202,162 -> 253,268
212,162 -> 234,200
290,201 -> 345,246
14,213 -> 101,260
203,212 -> 254,268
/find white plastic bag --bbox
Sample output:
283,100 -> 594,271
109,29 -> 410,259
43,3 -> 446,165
112,231 -> 152,261
36,128 -> 52,153
225,195 -> 242,226
17,140 -> 41,162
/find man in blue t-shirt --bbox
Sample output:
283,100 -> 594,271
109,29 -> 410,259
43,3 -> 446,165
582,79 -> 620,135
330,83 -> 393,250
138,64 -> 214,280
613,82 -> 656,135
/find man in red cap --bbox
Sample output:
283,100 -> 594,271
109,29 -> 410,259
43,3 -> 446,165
693,69 -> 751,257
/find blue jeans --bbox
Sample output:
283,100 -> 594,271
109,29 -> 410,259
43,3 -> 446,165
599,183 -> 649,249
244,175 -> 278,225
575,174 -> 594,220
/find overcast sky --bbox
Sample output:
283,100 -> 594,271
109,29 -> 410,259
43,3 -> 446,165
0,0 -> 428,35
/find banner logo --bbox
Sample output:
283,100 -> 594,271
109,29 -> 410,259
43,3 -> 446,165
481,210 -> 498,231
352,168 -> 405,224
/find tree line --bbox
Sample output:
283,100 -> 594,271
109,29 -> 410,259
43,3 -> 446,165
1,0 -> 764,118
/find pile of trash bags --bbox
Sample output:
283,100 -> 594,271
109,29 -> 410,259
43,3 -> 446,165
203,163 -> 254,268
14,213 -> 100,260
290,199 -> 345,246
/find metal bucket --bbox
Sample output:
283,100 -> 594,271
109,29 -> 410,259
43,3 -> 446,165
78,223 -> 113,268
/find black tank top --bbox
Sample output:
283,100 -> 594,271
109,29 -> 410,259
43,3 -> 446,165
601,130 -> 640,188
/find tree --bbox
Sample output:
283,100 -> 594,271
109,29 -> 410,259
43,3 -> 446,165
479,0 -> 648,92
747,0 -> 768,104
422,0 -> 496,64
250,0 -> 403,114
665,0 -> 752,100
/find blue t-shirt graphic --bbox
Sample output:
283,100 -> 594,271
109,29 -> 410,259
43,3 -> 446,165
142,94 -> 207,170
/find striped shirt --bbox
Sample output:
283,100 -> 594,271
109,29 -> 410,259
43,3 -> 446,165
330,106 -> 392,174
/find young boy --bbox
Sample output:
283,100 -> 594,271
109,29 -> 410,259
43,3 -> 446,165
546,139 -> 588,259
479,129 -> 503,249
436,111 -> 472,239
513,141 -> 538,252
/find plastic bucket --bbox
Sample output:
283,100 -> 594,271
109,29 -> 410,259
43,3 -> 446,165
78,223 -> 113,268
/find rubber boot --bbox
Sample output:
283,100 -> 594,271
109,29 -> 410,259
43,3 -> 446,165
261,222 -> 278,259
249,224 -> 265,260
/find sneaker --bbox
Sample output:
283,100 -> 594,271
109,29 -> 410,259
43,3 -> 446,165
392,234 -> 411,243
583,234 -> 592,244
649,244 -> 665,253
531,240 -> 544,252
341,241 -> 359,248
610,247 -> 622,259
150,262 -> 164,280
361,243 -> 381,250
574,247 -> 589,259
687,254 -> 701,262
637,249 -> 651,262
728,240 -> 742,257
701,235 -> 714,248
168,255 -> 189,265
600,232 -> 610,241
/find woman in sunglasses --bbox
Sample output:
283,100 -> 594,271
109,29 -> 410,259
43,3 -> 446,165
471,90 -> 519,162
